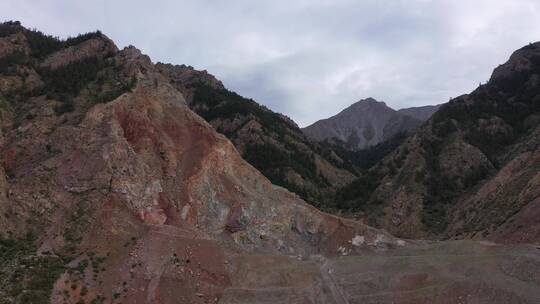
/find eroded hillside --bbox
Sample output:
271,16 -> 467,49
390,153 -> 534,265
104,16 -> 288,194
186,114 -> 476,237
155,63 -> 356,208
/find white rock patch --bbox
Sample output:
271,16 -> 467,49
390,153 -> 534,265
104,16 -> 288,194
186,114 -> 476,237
337,246 -> 351,256
370,234 -> 390,246
351,235 -> 365,246
180,204 -> 191,220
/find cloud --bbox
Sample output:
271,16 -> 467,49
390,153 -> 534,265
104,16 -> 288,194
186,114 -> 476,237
2,0 -> 540,126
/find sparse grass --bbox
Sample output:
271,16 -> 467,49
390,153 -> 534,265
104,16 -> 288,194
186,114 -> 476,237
0,234 -> 70,304
62,200 -> 95,246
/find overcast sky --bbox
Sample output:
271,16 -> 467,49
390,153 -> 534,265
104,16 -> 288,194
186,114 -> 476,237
2,1 -> 540,126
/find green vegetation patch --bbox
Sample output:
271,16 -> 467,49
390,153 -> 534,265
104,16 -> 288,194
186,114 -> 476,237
37,56 -> 132,115
191,83 -> 291,136
24,28 -> 103,60
0,234 -> 70,304
335,170 -> 384,212
39,56 -> 107,105
321,132 -> 408,172
62,200 -> 94,247
0,51 -> 29,75
243,143 -> 329,205
0,21 -> 104,60
0,21 -> 23,38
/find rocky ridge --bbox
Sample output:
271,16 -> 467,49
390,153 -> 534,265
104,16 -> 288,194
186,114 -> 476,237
398,104 -> 442,121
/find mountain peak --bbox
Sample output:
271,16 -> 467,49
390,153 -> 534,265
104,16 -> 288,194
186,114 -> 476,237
361,97 -> 379,103
351,97 -> 387,108
489,41 -> 540,85
303,97 -> 430,150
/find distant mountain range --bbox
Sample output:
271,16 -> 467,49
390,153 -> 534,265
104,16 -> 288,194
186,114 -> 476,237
302,98 -> 441,150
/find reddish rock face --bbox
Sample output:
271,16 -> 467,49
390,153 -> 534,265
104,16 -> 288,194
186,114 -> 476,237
155,62 -> 357,208
0,27 -> 539,303
0,36 -> 398,302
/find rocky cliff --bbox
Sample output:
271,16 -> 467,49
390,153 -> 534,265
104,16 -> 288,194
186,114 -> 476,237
302,98 -> 436,150
155,62 -> 356,207
0,22 -> 539,303
337,42 -> 540,243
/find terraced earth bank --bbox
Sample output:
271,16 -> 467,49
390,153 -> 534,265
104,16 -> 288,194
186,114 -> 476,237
0,22 -> 539,303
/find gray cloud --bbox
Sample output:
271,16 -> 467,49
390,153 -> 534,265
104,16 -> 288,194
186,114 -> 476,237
2,0 -> 540,126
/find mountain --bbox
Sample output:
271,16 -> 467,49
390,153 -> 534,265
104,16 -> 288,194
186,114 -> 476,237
302,98 -> 435,150
155,63 -> 356,207
398,104 -> 442,121
0,21 -> 539,303
337,42 -> 540,242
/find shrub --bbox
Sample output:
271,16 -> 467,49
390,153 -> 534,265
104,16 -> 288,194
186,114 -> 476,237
335,170 -> 383,211
421,195 -> 448,233
24,29 -> 62,59
25,28 -> 103,60
0,51 -> 28,75
191,83 -> 289,136
244,143 -> 326,188
38,56 -> 112,114
0,21 -> 103,59
0,21 -> 22,37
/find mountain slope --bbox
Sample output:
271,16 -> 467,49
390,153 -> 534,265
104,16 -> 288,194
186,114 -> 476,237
0,22 -> 539,303
155,62 -> 356,207
0,22 -> 393,303
337,42 -> 540,242
302,98 -> 426,150
398,104 -> 442,121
